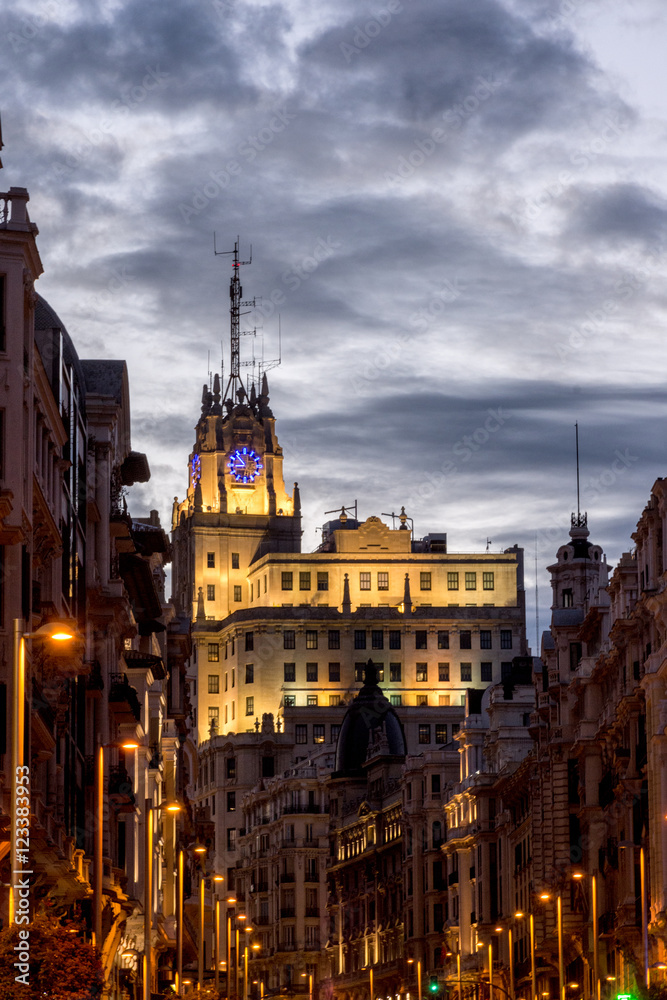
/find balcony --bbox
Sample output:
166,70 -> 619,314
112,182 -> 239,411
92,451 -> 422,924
305,907 -> 320,917
280,873 -> 295,883
280,908 -> 296,918
255,916 -> 270,926
108,672 -> 141,723
448,871 -> 459,886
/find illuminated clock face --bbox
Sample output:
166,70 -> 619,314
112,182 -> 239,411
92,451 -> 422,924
228,447 -> 263,484
190,454 -> 201,487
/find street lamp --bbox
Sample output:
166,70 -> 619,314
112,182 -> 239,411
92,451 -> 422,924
572,871 -> 599,1000
213,875 -> 224,992
302,971 -> 314,1000
226,896 -> 237,1000
10,620 -> 79,925
407,957 -> 422,1000
538,891 -> 564,1000
619,842 -> 649,989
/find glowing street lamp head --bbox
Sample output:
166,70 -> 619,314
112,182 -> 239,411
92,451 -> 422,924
572,872 -> 584,880
164,801 -> 181,812
121,740 -> 140,750
194,844 -> 206,854
227,896 -> 237,905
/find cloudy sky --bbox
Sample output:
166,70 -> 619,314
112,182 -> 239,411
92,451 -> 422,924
3,0 -> 667,647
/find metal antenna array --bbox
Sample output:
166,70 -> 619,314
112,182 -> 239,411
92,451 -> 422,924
214,235 -> 253,404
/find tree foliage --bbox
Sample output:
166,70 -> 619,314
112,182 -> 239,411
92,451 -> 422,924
0,915 -> 103,1000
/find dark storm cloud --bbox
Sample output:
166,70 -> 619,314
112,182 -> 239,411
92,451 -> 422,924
564,183 -> 667,245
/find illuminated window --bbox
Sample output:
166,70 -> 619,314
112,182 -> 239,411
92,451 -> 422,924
354,663 -> 365,682
313,725 -> 325,744
307,694 -> 318,706
208,643 -> 220,662
317,572 -> 328,591
483,571 -> 494,590
447,572 -> 459,590
416,663 -> 428,682
377,572 -> 389,590
465,572 -> 477,590
306,630 -> 318,649
390,663 -> 401,682
329,695 -> 340,706
420,572 -> 431,591
390,695 -> 402,706
300,572 -> 311,591
359,572 -> 371,590
246,696 -> 254,716
208,674 -> 219,694
436,723 -> 448,742
438,630 -> 449,649
418,724 -> 431,744
417,694 -> 428,706
284,694 -> 296,707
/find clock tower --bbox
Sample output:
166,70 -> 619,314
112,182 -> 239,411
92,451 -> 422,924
171,242 -> 301,622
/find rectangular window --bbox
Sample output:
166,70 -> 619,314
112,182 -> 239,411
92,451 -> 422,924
417,694 -> 428,706
328,662 -> 340,682
418,724 -> 431,745
438,662 -> 449,682
328,629 -> 340,649
437,630 -> 449,649
246,696 -> 254,716
227,828 -> 237,851
284,662 -> 296,682
359,572 -> 371,591
284,694 -> 296,707
208,643 -> 220,662
355,662 -> 365,682
377,571 -> 389,590
262,756 -> 274,778
460,662 -> 472,682
233,585 -> 242,602
306,630 -> 318,649
480,630 -> 492,649
245,631 -> 254,651
354,630 -> 367,650
283,630 -> 296,650
0,276 -> 5,351
416,663 -> 428,682
208,674 -> 220,694
438,695 -> 450,707
207,552 -> 215,568
420,572 -> 432,591
208,706 -> 219,728
306,663 -> 318,682
331,723 -> 341,743
501,630 -> 513,649
227,791 -> 236,812
231,552 -> 240,569
415,630 -> 427,650
232,669 -> 235,687
448,572 -> 459,590
313,724 -> 325,744
459,630 -> 472,650
481,662 -> 492,682
281,571 -> 293,591
306,694 -> 318,706
300,571 -> 311,591
245,663 -> 254,684
390,662 -> 401,682
226,757 -> 236,779
483,571 -> 494,590
317,572 -> 329,591
295,725 -> 308,744
390,695 -> 402,706
207,584 -> 215,601
371,630 -> 384,650
465,572 -> 477,590
329,695 -> 340,707
389,630 -> 401,650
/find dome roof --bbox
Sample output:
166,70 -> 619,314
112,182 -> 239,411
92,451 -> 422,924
34,293 -> 87,412
333,661 -> 406,776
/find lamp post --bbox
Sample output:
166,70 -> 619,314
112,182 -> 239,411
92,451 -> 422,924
572,871 -> 599,1000
302,971 -> 314,1000
489,941 -> 494,1000
10,620 -> 78,926
226,896 -> 237,1000
619,843 -> 649,989
213,875 -> 224,992
177,849 -> 184,995
407,957 -> 422,1000
193,845 -> 207,991
244,925 -> 252,1000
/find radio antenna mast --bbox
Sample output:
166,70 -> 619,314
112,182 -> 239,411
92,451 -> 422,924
214,234 -> 254,405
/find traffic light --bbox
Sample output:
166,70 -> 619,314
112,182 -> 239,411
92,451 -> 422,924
429,976 -> 440,994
